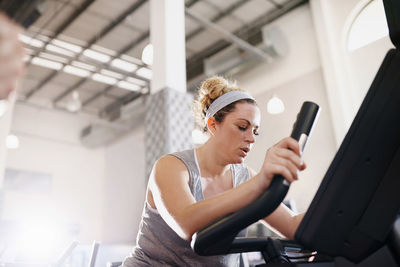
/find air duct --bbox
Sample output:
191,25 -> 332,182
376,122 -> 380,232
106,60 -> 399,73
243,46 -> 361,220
203,26 -> 288,77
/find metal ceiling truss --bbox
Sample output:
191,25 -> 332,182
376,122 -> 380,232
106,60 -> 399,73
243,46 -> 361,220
185,8 -> 271,60
186,0 -> 308,84
24,0 -> 95,99
99,91 -> 142,120
268,0 -> 284,9
87,0 -> 204,117
29,0 -> 202,107
81,30 -> 150,109
25,0 -> 148,100
185,0 -> 249,41
25,0 -> 96,69
19,0 -> 309,119
23,44 -> 150,103
29,1 -> 69,36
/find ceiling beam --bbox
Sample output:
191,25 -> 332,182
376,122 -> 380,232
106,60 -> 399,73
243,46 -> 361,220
86,0 -> 147,48
52,77 -> 87,104
95,1 -> 206,114
185,0 -> 249,41
81,30 -> 150,110
82,84 -> 113,107
26,43 -> 148,78
25,0 -> 148,99
26,0 -> 96,67
95,0 -> 300,117
82,0 -> 203,112
99,91 -> 143,119
186,0 -> 308,83
185,0 -> 199,7
185,8 -> 270,60
268,0 -> 284,9
72,30 -> 150,108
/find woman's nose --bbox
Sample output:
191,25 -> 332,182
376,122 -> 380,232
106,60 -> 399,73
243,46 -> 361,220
246,131 -> 255,143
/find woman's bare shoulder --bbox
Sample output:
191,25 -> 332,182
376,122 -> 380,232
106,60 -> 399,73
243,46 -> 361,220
156,154 -> 186,168
151,154 -> 190,182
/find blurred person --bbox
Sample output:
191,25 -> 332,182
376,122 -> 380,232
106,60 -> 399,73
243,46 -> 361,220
0,13 -> 25,100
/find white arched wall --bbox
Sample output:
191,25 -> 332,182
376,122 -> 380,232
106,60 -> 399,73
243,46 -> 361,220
343,0 -> 394,109
310,0 -> 393,146
345,37 -> 393,109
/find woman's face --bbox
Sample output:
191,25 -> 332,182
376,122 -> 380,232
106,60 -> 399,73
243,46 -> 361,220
213,102 -> 261,164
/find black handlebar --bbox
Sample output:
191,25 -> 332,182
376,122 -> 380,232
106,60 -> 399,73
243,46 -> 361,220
191,101 -> 320,256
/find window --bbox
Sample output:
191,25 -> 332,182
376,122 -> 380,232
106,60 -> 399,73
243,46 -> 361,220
347,0 -> 389,51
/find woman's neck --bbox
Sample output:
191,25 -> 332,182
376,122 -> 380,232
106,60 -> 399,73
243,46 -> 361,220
195,139 -> 230,178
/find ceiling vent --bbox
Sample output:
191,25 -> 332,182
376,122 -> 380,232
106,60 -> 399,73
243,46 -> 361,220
204,26 -> 288,77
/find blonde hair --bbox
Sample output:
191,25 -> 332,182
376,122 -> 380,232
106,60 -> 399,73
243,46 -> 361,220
193,76 -> 254,131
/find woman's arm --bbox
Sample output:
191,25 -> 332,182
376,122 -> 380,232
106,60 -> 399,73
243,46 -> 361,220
149,154 -> 266,241
248,165 -> 305,240
261,204 -> 304,240
149,137 -> 304,241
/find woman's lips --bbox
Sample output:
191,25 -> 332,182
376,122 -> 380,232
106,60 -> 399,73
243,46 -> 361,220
240,147 -> 249,157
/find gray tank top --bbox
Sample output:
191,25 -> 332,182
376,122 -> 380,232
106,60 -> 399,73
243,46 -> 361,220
122,149 -> 250,267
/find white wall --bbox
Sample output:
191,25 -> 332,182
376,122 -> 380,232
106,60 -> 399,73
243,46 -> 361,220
102,125 -> 146,244
245,69 -> 336,212
0,95 -> 16,185
3,102 -> 147,248
309,0 -> 359,145
4,103 -> 106,243
310,0 -> 393,145
345,36 -> 393,109
234,4 -> 336,212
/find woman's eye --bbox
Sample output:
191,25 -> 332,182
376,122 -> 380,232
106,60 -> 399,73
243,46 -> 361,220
238,126 -> 247,131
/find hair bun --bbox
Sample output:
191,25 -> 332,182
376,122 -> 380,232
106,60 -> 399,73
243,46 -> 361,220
193,76 -> 243,131
200,76 -> 229,96
199,76 -> 238,100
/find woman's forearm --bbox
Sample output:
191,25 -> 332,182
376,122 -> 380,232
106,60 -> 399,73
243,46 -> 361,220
183,175 -> 266,237
155,173 -> 268,241
261,204 -> 305,240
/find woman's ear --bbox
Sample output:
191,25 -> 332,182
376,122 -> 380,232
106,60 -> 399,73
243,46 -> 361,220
207,117 -> 217,136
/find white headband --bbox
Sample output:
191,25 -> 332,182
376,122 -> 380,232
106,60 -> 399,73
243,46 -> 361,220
204,90 -> 255,124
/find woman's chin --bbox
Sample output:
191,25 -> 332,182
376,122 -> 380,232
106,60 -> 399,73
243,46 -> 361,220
232,156 -> 245,164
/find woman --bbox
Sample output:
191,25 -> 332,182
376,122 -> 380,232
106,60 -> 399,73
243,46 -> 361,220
123,76 -> 306,266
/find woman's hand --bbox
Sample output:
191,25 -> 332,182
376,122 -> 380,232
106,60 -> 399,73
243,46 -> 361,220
0,13 -> 25,100
257,137 -> 306,190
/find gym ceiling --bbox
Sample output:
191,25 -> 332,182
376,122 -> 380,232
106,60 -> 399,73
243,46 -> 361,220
1,0 -> 307,120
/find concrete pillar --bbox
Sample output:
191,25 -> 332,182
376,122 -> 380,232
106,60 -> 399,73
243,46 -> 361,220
145,0 -> 193,178
151,0 -> 187,93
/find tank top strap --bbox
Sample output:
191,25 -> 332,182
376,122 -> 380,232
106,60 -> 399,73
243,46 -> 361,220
232,162 -> 250,187
170,149 -> 204,201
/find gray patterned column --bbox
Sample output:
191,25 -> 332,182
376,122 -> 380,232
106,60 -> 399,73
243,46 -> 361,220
145,87 -> 194,178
